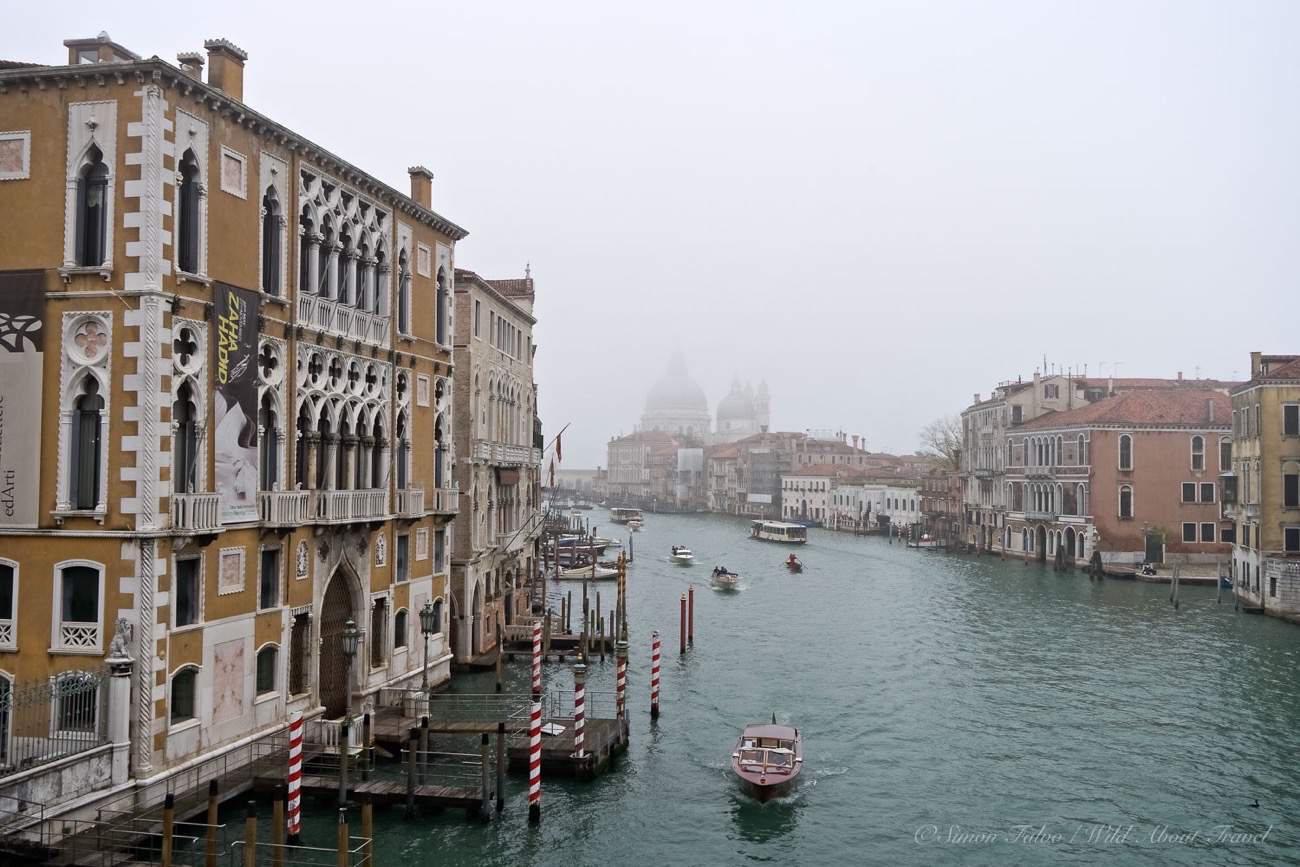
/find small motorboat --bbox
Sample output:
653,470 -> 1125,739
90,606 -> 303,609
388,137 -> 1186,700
731,718 -> 803,801
628,518 -> 643,532
785,555 -> 803,574
671,546 -> 695,566
710,566 -> 741,590
1219,575 -> 1233,589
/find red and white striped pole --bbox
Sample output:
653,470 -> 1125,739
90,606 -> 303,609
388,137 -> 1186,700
286,711 -> 303,845
615,640 -> 628,724
572,663 -> 587,759
650,630 -> 661,719
531,618 -> 543,695
527,693 -> 542,825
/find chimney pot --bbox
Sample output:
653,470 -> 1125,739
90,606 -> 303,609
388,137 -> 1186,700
204,38 -> 248,102
1250,351 -> 1262,378
1177,370 -> 1183,381
177,51 -> 204,78
408,166 -> 434,209
1207,398 -> 1215,424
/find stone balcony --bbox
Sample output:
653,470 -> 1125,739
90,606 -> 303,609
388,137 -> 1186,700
395,487 -> 425,519
472,440 -> 542,466
314,489 -> 389,523
429,487 -> 459,515
170,492 -> 222,533
297,292 -> 390,347
259,490 -> 312,526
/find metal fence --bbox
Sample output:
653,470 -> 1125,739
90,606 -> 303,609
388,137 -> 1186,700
0,668 -> 109,777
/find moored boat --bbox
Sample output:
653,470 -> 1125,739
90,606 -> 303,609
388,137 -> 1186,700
749,520 -> 808,545
731,720 -> 803,801
670,546 -> 695,566
557,564 -> 619,580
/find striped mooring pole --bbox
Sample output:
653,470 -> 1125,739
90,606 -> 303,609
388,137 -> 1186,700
531,618 -> 543,694
615,640 -> 628,723
286,711 -> 303,845
527,693 -> 543,825
572,663 -> 587,759
650,630 -> 661,719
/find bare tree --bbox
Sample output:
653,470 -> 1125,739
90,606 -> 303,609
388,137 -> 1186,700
919,415 -> 962,470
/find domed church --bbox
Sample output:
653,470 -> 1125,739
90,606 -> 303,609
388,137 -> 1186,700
639,352 -> 770,443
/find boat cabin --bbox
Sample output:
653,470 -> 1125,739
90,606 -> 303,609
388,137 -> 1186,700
735,724 -> 799,773
611,507 -> 643,524
750,520 -> 808,544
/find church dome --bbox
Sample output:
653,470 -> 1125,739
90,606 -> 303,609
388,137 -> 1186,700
717,380 -> 755,422
644,352 -> 708,415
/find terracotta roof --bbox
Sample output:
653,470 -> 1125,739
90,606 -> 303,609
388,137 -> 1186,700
487,277 -> 534,297
1077,376 -> 1238,390
1018,388 -> 1230,430
0,59 -> 44,69
608,430 -> 678,446
707,444 -> 740,459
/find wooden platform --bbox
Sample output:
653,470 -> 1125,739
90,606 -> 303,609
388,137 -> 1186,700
259,774 -> 483,812
507,716 -> 629,780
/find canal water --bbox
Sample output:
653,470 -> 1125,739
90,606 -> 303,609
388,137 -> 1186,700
279,512 -> 1299,866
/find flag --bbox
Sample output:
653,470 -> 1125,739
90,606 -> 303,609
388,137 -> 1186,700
548,458 -> 555,488
555,432 -> 563,463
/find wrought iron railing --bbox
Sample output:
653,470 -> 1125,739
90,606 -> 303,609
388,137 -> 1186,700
0,669 -> 108,778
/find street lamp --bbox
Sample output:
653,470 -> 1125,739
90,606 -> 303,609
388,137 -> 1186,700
339,618 -> 360,807
419,600 -> 437,692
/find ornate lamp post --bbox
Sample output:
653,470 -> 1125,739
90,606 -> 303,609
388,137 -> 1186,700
339,618 -> 360,807
419,600 -> 438,721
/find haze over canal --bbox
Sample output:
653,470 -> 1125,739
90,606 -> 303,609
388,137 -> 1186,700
284,513 -> 1298,866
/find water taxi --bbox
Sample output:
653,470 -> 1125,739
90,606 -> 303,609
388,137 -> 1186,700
670,546 -> 695,566
610,507 -> 643,525
710,566 -> 741,590
557,563 -> 619,580
906,534 -> 945,550
731,720 -> 803,801
749,520 -> 808,544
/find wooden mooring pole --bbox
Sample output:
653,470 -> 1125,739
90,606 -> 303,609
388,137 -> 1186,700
406,727 -> 418,817
687,585 -> 695,646
496,721 -> 507,813
479,733 -> 491,821
495,612 -> 504,693
679,594 -> 687,655
419,716 -> 430,784
205,780 -> 219,867
161,793 -> 175,867
650,630 -> 661,718
361,797 -> 374,867
272,787 -> 286,867
338,718 -> 350,808
242,800 -> 257,867
336,808 -> 349,867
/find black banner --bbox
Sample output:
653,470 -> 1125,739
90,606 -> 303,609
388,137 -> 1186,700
212,282 -> 259,523
0,270 -> 44,527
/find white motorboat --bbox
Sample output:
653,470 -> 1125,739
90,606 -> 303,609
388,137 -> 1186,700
628,518 -> 643,532
557,564 -> 619,580
670,546 -> 695,566
710,567 -> 741,590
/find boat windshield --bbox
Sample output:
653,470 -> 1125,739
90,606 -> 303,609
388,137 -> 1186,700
736,748 -> 794,772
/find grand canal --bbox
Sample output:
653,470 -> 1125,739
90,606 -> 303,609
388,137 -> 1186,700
281,512 -> 1299,865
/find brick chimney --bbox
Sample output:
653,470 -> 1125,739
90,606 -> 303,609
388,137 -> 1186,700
1207,398 -> 1216,424
1250,351 -> 1262,378
204,38 -> 248,102
176,51 -> 204,79
408,166 -> 434,209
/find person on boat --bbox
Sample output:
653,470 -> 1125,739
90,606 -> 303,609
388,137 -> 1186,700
787,553 -> 800,566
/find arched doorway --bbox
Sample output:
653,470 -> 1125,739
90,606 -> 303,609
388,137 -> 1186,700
1035,525 -> 1047,562
471,580 -> 483,656
319,570 -> 357,719
1064,528 -> 1075,563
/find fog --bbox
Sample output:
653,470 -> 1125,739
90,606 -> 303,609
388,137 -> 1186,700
8,1 -> 1300,465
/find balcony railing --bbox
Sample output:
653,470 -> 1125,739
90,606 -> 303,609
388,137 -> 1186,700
58,622 -> 100,651
430,487 -> 459,514
297,293 -> 390,348
395,487 -> 425,518
1025,509 -> 1059,521
170,492 -> 222,532
259,490 -> 311,525
314,489 -> 389,523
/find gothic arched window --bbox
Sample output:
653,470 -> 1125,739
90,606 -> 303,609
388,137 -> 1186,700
177,149 -> 201,274
259,392 -> 279,491
262,187 -> 282,297
397,250 -> 411,334
173,380 -> 198,495
70,377 -> 104,510
76,146 -> 109,267
436,266 -> 449,345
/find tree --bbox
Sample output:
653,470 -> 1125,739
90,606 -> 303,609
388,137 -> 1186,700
919,415 -> 962,470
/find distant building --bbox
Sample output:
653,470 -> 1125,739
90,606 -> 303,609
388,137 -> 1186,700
920,467 -> 963,544
1229,352 -> 1300,618
1005,387 -> 1232,567
715,378 -> 770,443
639,351 -> 712,439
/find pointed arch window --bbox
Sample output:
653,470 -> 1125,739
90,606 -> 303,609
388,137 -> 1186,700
318,220 -> 335,299
259,393 -> 279,491
76,146 -> 109,267
173,380 -> 199,495
177,149 -> 201,274
436,266 -> 449,345
397,250 -> 411,335
299,208 -> 315,293
338,230 -> 354,306
373,246 -> 388,315
262,187 -> 282,297
70,377 -> 104,510
295,404 -> 312,488
395,414 -> 410,491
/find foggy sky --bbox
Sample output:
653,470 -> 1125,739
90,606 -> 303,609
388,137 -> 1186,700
8,1 -> 1300,466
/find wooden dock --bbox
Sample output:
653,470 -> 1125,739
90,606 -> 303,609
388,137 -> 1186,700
508,716 -> 629,780
255,773 -> 483,812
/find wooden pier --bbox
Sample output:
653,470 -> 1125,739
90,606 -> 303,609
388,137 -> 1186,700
508,716 -> 629,779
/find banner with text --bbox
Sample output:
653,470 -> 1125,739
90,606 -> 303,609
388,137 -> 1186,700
0,270 -> 45,528
213,282 -> 259,524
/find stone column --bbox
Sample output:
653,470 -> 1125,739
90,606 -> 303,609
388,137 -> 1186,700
304,432 -> 321,491
359,436 -> 375,489
341,435 -> 358,490
306,232 -> 322,294
327,242 -> 341,300
321,433 -> 339,491
107,652 -> 134,786
376,264 -> 390,316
